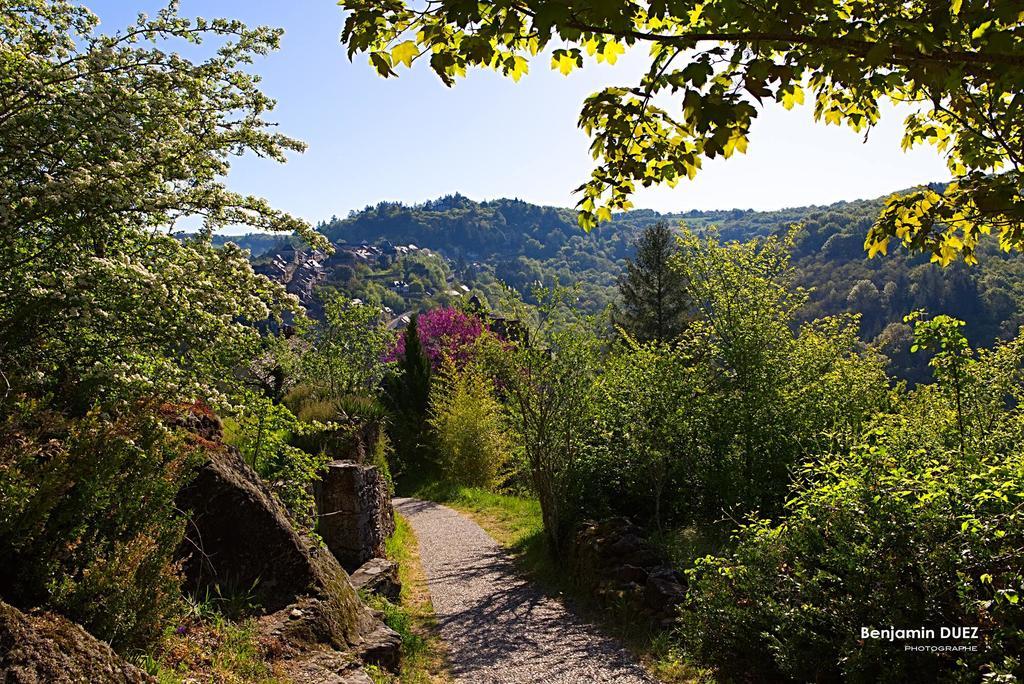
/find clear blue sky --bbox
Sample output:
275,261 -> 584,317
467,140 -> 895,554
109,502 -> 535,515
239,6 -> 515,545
89,1 -> 951,223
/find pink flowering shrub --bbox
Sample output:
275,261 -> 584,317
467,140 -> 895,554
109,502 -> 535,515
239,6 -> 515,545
386,307 -> 487,370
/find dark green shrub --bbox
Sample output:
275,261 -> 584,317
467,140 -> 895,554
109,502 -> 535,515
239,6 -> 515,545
578,234 -> 888,532
0,399 -> 196,651
382,314 -> 434,474
681,319 -> 1024,682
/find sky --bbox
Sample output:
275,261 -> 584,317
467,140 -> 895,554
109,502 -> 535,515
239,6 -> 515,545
88,1 -> 952,224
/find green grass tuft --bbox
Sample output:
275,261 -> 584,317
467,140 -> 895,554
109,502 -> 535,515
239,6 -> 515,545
141,613 -> 280,684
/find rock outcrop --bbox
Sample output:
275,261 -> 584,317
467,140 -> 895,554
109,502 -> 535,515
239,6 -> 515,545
349,558 -> 401,603
175,446 -> 400,671
275,650 -> 374,684
259,595 -> 400,672
0,601 -> 153,683
569,518 -> 687,627
176,447 -> 354,616
315,461 -> 395,572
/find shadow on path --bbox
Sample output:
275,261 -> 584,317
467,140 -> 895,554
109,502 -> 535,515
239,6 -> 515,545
394,497 -> 653,684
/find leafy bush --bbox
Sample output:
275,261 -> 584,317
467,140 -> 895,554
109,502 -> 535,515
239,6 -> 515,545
577,233 -> 889,533
227,393 -> 333,529
231,388 -> 395,527
665,230 -> 889,520
299,296 -> 395,400
258,440 -> 332,531
682,428 -> 1024,682
680,319 -> 1024,682
583,338 -> 699,529
0,400 -> 196,650
429,361 -> 510,489
485,288 -> 602,551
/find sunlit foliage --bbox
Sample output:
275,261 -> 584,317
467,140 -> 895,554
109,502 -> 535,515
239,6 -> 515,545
341,0 -> 1024,263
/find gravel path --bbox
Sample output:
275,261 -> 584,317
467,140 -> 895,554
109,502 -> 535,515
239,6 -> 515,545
394,497 -> 655,684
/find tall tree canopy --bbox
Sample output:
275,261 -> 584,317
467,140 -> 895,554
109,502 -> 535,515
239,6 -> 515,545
0,0 -> 315,404
617,222 -> 690,341
340,0 -> 1024,265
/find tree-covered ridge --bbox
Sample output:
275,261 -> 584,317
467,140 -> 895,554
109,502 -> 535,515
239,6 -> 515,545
317,192 -> 812,259
230,186 -> 1024,380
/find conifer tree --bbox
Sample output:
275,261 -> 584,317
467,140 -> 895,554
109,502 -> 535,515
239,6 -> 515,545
616,223 -> 690,342
400,314 -> 432,416
383,314 -> 433,469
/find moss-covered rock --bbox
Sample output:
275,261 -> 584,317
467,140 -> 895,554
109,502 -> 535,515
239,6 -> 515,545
0,601 -> 152,683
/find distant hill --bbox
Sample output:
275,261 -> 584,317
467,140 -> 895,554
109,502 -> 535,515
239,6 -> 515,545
224,188 -> 1024,380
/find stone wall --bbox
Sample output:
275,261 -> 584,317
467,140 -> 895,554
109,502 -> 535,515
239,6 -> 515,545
315,461 -> 395,572
568,517 -> 687,629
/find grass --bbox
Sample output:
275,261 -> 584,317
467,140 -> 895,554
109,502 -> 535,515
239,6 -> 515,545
400,476 -> 709,683
364,513 -> 451,683
140,611 -> 281,684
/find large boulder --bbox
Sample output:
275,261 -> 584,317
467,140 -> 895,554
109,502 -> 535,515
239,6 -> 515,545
0,601 -> 152,683
351,618 -> 402,671
175,446 -> 399,670
275,650 -> 374,684
176,446 -> 354,616
315,461 -> 395,571
259,597 -> 400,673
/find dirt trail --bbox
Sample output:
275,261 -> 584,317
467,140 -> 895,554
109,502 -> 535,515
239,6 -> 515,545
394,497 -> 655,684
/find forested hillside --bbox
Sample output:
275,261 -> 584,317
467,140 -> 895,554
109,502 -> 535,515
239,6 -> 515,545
232,187 -> 1024,379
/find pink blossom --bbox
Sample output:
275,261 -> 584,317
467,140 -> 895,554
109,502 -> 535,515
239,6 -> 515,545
385,307 -> 487,370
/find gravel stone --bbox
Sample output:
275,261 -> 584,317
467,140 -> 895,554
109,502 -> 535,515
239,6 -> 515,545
394,498 -> 656,683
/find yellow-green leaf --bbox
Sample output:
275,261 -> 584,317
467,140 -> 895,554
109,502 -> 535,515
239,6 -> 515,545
866,237 -> 889,258
552,51 -> 578,76
509,55 -> 532,82
781,85 -> 805,110
601,41 -> 625,65
391,40 -> 418,68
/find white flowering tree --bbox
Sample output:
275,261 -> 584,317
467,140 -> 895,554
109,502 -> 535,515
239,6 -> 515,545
0,1 -> 319,405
